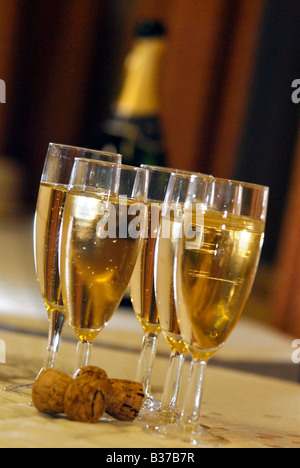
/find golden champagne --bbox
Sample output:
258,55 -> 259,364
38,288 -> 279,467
130,204 -> 161,334
60,191 -> 144,343
34,182 -> 67,315
155,215 -> 188,355
177,210 -> 264,361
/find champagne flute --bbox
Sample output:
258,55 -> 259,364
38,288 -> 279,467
130,165 -> 174,412
131,166 -> 208,417
144,172 -> 194,426
5,144 -> 121,395
130,165 -> 199,413
142,172 -> 211,428
59,159 -> 148,373
157,175 -> 269,446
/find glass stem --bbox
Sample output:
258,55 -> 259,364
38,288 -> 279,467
73,341 -> 93,376
180,358 -> 207,426
40,309 -> 65,375
160,351 -> 185,415
136,332 -> 158,397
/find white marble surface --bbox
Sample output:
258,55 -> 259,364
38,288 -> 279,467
0,320 -> 299,448
0,215 -> 299,447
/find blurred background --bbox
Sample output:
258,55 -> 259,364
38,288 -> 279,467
1,0 -> 300,336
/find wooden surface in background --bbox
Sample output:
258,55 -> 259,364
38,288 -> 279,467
209,0 -> 264,178
134,0 -> 265,177
270,125 -> 300,337
0,0 -> 22,149
161,0 -> 228,172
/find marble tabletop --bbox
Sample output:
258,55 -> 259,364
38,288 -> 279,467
0,309 -> 299,449
0,215 -> 299,448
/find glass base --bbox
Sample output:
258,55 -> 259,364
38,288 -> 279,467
148,421 -> 229,448
3,383 -> 33,397
137,406 -> 181,428
138,394 -> 161,415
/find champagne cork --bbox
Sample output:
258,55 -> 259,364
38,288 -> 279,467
32,369 -> 73,414
75,366 -> 108,382
106,379 -> 144,421
64,368 -> 109,423
32,367 -> 144,424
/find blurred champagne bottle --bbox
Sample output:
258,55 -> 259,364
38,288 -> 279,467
89,19 -> 167,167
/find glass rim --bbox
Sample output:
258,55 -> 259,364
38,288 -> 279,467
141,164 -> 212,179
48,142 -> 122,160
73,157 -> 148,174
190,173 -> 269,193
